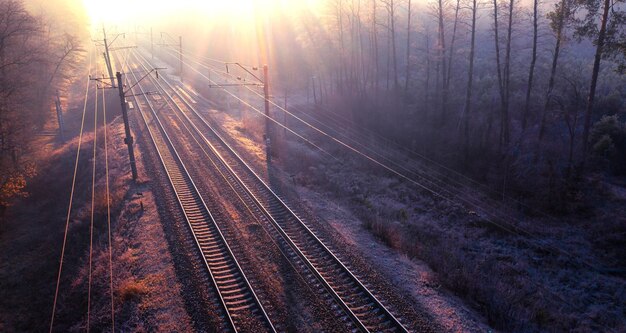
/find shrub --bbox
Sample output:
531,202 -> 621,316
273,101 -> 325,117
118,279 -> 149,302
589,115 -> 626,174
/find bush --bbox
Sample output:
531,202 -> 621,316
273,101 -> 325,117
118,279 -> 149,302
590,115 -> 626,174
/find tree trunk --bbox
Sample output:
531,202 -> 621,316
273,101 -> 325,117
581,0 -> 611,161
522,0 -> 538,130
463,0 -> 478,155
386,11 -> 391,90
404,0 -> 412,93
372,0 -> 379,94
338,0 -> 346,91
425,27 -> 431,107
446,0 -> 461,89
538,0 -> 567,143
390,0 -> 399,90
493,0 -> 506,148
438,0 -> 448,121
502,0 -> 514,145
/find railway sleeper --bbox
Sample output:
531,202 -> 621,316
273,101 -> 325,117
211,262 -> 236,273
225,297 -> 253,308
222,291 -> 251,302
214,275 -> 242,284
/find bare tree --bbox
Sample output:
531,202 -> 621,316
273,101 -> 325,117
0,0 -> 82,218
538,0 -> 573,143
463,0 -> 478,154
577,0 -> 625,161
404,0 -> 413,93
436,0 -> 448,119
445,0 -> 461,90
522,0 -> 539,130
381,0 -> 400,90
502,0 -> 514,145
0,0 -> 39,217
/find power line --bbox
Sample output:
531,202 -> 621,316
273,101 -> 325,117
50,48 -> 94,333
147,49 -> 337,161
102,82 -> 115,332
170,48 -> 600,271
87,67 -> 99,333
128,48 -> 345,316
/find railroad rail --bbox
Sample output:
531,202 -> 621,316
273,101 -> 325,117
133,49 -> 409,332
125,60 -> 276,333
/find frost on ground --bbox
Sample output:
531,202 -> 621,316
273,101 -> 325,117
285,141 -> 626,332
204,99 -> 625,332
297,186 -> 492,332
0,103 -> 193,332
205,106 -> 494,332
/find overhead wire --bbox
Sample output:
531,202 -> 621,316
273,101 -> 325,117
165,46 -> 601,271
86,63 -> 99,332
166,49 -> 537,222
170,44 -> 560,224
157,49 -> 339,162
50,47 -> 94,333
141,40 -> 617,331
129,47 -> 342,311
102,78 -> 115,331
165,50 -> 525,225
167,48 -> 618,329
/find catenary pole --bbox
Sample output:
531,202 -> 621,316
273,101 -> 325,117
263,64 -> 272,161
116,72 -> 138,180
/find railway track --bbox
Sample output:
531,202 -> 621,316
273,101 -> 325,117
125,60 -> 276,333
133,49 -> 410,332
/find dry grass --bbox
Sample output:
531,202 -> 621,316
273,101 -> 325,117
0,114 -> 193,332
118,279 -> 149,302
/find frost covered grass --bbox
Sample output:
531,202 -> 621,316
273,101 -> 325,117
193,94 -> 625,332
0,115 -> 192,332
281,138 -> 626,332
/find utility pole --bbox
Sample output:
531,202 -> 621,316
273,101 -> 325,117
91,67 -> 162,181
103,26 -> 116,88
116,72 -> 138,180
208,62 -> 270,160
283,92 -> 287,136
151,27 -> 154,60
159,32 -> 183,82
311,76 -> 317,104
54,90 -> 65,141
263,64 -> 272,161
179,36 -> 183,83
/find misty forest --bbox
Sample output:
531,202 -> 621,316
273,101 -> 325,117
0,0 -> 624,332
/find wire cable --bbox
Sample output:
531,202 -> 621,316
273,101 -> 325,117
87,53 -> 100,333
102,81 -> 115,331
170,48 -> 599,270
156,49 -> 338,161
129,48 -> 338,311
50,48 -> 93,333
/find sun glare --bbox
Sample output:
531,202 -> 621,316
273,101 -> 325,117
82,0 -> 322,25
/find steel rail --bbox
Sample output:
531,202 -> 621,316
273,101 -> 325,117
134,49 -> 409,333
125,59 -> 276,333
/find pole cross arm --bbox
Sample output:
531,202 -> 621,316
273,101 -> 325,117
90,75 -> 117,88
108,33 -> 126,47
125,91 -> 160,97
225,62 -> 263,84
208,83 -> 263,88
123,68 -> 167,95
110,46 -> 138,51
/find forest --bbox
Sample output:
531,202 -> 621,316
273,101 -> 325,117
0,0 -> 84,217
0,0 -> 624,331
265,0 -> 626,209
0,0 -> 624,221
